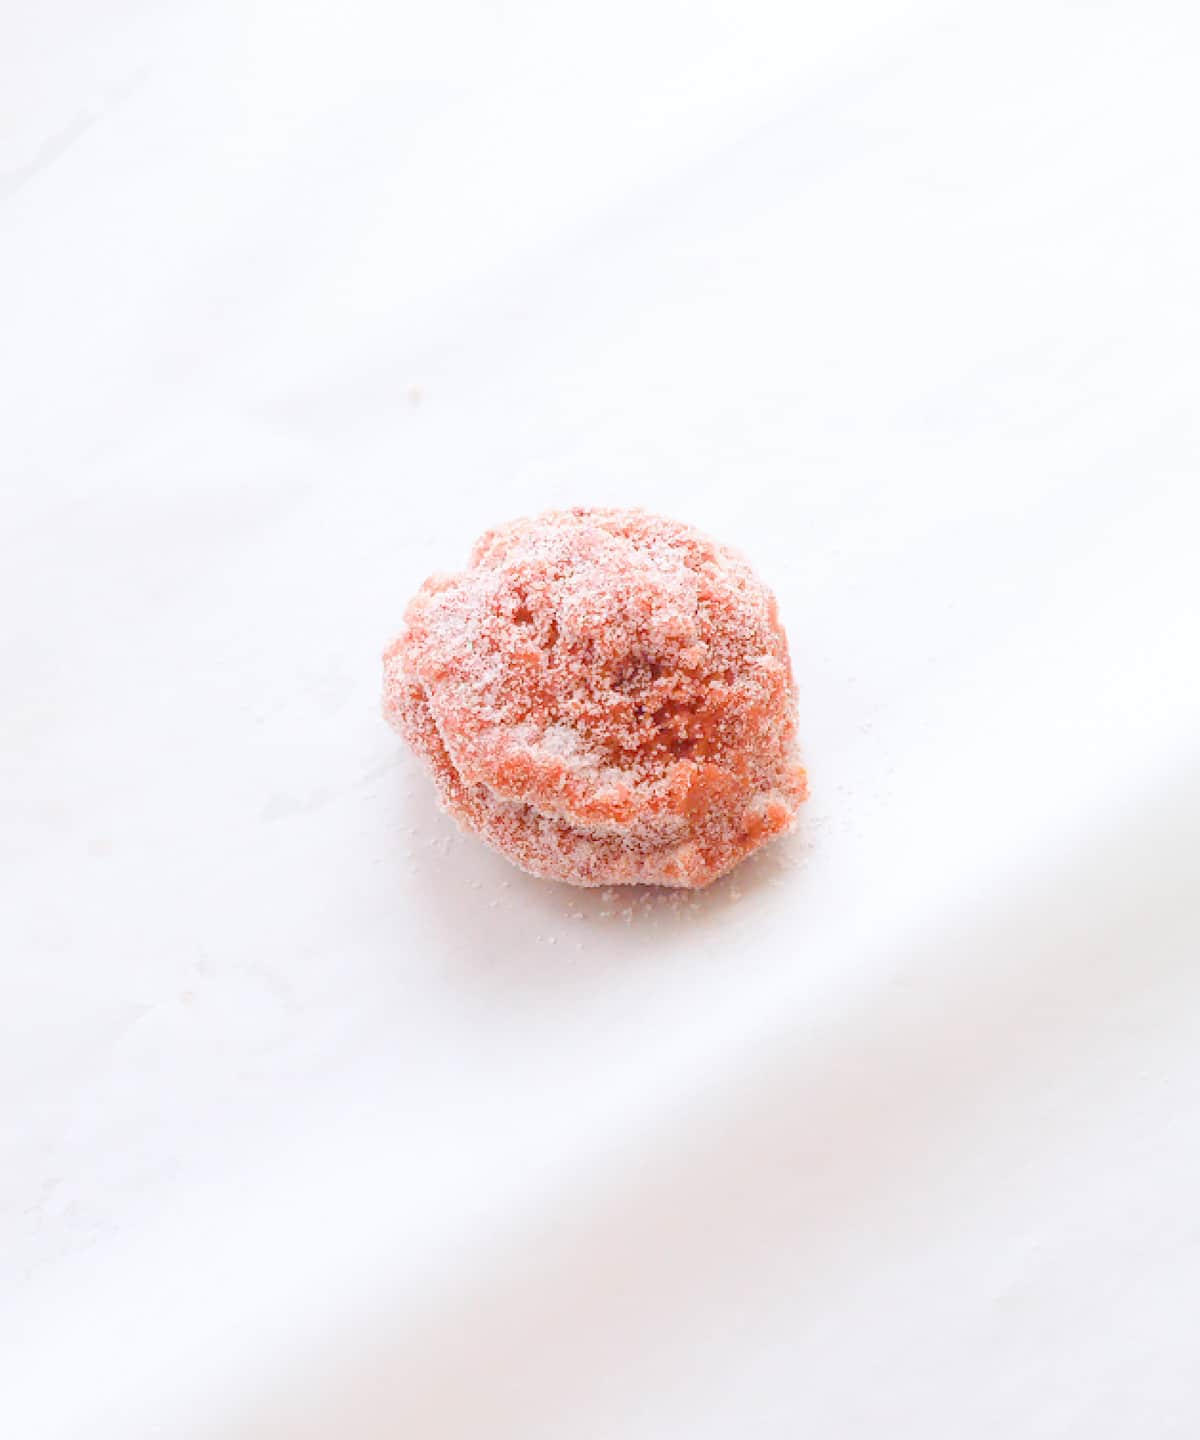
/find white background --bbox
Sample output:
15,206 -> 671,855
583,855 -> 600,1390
3,1 -> 1200,1435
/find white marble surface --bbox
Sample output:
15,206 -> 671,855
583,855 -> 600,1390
3,2 -> 1200,1435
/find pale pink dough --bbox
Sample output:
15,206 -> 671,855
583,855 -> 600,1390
382,507 -> 807,888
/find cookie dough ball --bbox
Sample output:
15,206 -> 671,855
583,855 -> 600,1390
383,507 -> 807,888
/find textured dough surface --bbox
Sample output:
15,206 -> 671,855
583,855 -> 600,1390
383,507 -> 807,887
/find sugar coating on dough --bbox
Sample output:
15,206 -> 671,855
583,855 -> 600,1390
382,507 -> 807,888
